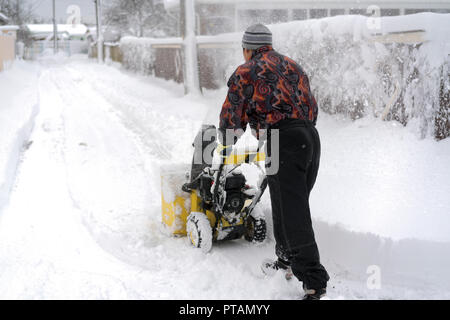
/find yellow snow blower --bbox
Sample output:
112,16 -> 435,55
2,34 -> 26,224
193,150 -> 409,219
161,125 -> 268,252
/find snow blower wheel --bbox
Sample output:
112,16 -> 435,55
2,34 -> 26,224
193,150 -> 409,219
244,216 -> 267,243
186,212 -> 213,252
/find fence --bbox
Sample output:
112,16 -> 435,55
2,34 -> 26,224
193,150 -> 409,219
24,40 -> 88,60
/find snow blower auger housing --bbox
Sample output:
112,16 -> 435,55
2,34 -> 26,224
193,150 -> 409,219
160,125 -> 268,252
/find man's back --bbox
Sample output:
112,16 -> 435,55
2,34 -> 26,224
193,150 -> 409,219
220,45 -> 318,134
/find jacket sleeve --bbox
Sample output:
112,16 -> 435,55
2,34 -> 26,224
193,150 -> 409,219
219,67 -> 249,145
299,72 -> 319,125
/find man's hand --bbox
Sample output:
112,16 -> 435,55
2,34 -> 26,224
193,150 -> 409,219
211,143 -> 233,170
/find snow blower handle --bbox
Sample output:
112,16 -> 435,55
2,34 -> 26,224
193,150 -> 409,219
245,139 -> 265,164
210,143 -> 233,197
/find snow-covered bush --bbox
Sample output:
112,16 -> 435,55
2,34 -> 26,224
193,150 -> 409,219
120,36 -> 155,75
270,14 -> 449,139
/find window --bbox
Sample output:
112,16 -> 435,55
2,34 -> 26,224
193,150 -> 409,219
238,9 -> 270,30
405,9 -> 423,15
404,8 -> 450,15
268,10 -> 288,24
429,9 -> 450,13
330,9 -> 346,17
349,9 -> 368,16
238,9 -> 289,29
380,9 -> 400,17
292,9 -> 307,21
310,9 -> 328,19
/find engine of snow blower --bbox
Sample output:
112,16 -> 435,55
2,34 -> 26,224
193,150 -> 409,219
160,124 -> 268,252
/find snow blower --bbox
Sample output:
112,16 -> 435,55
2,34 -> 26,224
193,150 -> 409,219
160,124 -> 268,252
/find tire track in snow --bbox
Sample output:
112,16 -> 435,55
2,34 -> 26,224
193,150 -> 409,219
0,66 -> 145,298
49,64 -> 206,284
50,66 -> 160,267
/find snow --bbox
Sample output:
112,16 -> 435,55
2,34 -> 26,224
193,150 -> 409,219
2,9 -> 450,295
26,24 -> 88,37
0,25 -> 19,31
313,114 -> 450,242
0,61 -> 40,215
0,55 -> 449,299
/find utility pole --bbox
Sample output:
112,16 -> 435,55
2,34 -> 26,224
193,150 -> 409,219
182,0 -> 201,95
95,0 -> 103,63
16,0 -> 21,25
52,0 -> 57,53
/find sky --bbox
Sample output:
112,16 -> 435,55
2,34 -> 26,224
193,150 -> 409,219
29,0 -> 97,24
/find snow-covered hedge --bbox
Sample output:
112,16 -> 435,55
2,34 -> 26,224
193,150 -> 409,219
269,13 -> 449,139
119,13 -> 449,139
120,36 -> 156,75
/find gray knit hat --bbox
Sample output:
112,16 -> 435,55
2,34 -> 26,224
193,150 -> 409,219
242,23 -> 272,50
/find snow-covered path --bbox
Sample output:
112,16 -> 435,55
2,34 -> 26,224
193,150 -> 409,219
0,56 -> 449,299
0,57 -> 283,299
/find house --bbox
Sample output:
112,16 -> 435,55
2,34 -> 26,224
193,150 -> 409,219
0,25 -> 19,71
25,24 -> 88,41
23,24 -> 89,59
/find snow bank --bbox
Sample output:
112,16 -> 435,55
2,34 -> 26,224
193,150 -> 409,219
0,61 -> 40,214
315,219 -> 450,297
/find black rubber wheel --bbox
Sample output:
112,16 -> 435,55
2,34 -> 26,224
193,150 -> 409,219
244,216 -> 266,243
186,212 -> 213,252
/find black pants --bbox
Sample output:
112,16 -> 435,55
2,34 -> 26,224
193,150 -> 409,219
266,119 -> 329,290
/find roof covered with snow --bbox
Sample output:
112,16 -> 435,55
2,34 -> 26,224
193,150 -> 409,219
25,24 -> 88,37
0,25 -> 19,31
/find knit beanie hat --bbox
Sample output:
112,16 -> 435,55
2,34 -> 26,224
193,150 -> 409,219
242,23 -> 272,50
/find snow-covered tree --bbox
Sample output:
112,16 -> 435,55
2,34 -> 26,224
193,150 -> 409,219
104,0 -> 179,38
0,0 -> 35,25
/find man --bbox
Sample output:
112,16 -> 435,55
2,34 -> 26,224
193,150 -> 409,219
218,23 -> 329,300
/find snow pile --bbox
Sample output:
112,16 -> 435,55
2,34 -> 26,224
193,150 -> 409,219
0,61 -> 40,214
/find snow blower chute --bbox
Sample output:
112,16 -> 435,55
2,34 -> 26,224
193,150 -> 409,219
160,124 -> 268,252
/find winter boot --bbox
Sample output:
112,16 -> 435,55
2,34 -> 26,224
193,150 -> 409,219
261,258 -> 294,280
302,285 -> 327,300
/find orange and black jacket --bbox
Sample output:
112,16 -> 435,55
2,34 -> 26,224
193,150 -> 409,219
219,45 -> 318,144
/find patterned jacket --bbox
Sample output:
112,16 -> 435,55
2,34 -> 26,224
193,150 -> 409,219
219,45 -> 318,144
